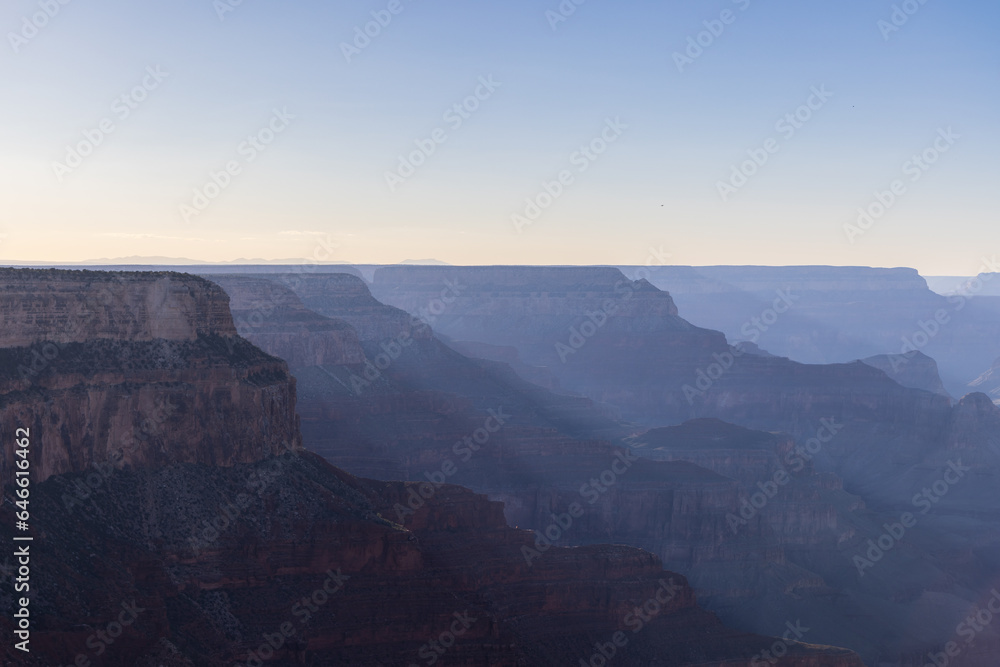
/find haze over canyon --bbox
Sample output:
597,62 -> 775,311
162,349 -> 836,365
1,262 -> 998,666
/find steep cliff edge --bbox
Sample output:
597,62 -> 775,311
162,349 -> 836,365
0,269 -> 302,484
292,270 -> 434,343
208,275 -> 367,368
0,268 -> 237,345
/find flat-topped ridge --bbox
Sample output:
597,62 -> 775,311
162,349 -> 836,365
0,268 -> 237,347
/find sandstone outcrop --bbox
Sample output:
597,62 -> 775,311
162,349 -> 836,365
0,269 -> 302,484
0,268 -> 237,345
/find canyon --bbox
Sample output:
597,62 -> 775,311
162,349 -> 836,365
204,265 -> 1000,666
0,268 -> 865,666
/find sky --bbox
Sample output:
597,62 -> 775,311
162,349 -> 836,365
1,0 -> 997,273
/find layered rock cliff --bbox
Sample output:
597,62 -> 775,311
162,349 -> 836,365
0,269 -> 301,484
0,453 -> 865,666
290,271 -> 434,343
207,275 -> 366,368
0,268 -> 237,345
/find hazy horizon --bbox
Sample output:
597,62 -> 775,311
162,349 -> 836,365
0,255 -> 992,278
2,0 -> 998,273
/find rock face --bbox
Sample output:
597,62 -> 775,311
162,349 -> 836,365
207,275 -> 366,368
0,268 -> 237,345
860,351 -> 951,397
0,454 -> 864,666
0,269 -> 301,484
291,271 -> 434,343
942,391 -> 1000,461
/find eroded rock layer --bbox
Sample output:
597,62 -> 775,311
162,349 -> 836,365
0,454 -> 865,666
0,270 -> 301,483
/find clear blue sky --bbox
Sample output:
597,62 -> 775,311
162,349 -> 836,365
1,0 -> 997,273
